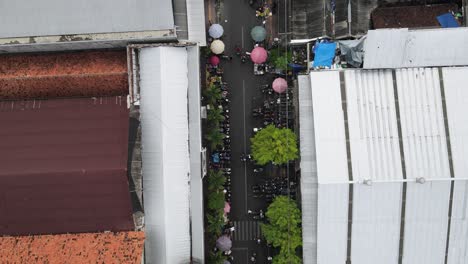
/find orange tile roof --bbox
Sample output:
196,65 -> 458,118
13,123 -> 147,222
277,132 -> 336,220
0,231 -> 145,264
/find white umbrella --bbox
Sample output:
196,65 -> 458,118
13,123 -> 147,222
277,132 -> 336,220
210,40 -> 225,54
209,24 -> 224,39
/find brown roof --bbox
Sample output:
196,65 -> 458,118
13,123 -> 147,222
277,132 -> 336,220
0,50 -> 128,100
0,97 -> 134,236
0,231 -> 145,264
371,4 -> 459,29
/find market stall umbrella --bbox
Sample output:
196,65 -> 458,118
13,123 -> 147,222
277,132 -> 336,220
210,40 -> 225,54
250,26 -> 267,42
209,24 -> 224,39
223,261 -> 231,264
272,77 -> 288,93
250,47 -> 268,64
224,202 -> 231,214
210,55 -> 220,66
216,235 -> 232,251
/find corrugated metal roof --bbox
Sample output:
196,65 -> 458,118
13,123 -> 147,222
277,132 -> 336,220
300,68 -> 468,264
298,75 -> 318,264
139,47 -> 191,264
0,231 -> 144,263
0,50 -> 128,100
443,67 -> 468,179
345,70 -> 403,182
0,97 -> 133,236
310,71 -> 349,184
403,182 -> 451,264
447,182 -> 468,264
364,28 -> 468,69
351,183 -> 401,264
0,0 -> 174,38
317,184 -> 349,264
396,68 -> 450,180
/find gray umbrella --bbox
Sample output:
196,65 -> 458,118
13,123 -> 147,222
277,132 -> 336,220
216,235 -> 232,251
223,261 -> 231,264
209,24 -> 224,39
250,26 -> 267,42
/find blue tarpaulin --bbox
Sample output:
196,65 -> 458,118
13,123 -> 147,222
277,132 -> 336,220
212,153 -> 220,163
313,42 -> 337,68
437,13 -> 459,28
288,63 -> 306,73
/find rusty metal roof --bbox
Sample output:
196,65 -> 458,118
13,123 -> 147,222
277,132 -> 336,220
0,97 -> 134,236
0,50 -> 128,100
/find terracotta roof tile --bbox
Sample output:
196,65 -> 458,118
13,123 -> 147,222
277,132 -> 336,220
0,50 -> 128,100
0,231 -> 145,264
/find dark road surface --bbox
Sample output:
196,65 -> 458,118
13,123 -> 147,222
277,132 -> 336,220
218,0 -> 276,263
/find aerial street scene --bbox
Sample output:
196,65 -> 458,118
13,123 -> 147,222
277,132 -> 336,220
0,0 -> 467,263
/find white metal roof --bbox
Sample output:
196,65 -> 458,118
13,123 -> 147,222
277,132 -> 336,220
0,0 -> 174,38
299,67 -> 468,264
364,28 -> 468,69
298,75 -> 318,264
139,47 -> 191,264
309,71 -> 349,184
186,0 -> 207,46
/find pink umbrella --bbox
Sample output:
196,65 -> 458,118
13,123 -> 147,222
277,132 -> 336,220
250,47 -> 268,64
224,202 -> 231,214
210,55 -> 220,66
272,77 -> 288,93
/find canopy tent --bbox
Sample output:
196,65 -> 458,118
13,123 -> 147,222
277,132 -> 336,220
209,24 -> 224,39
250,26 -> 267,42
210,55 -> 220,66
272,77 -> 288,93
216,235 -> 232,251
210,40 -> 225,54
250,47 -> 268,64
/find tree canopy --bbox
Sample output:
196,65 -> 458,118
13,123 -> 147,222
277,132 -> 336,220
250,125 -> 298,165
205,128 -> 225,150
261,196 -> 302,262
203,84 -> 222,106
207,170 -> 226,192
207,106 -> 225,128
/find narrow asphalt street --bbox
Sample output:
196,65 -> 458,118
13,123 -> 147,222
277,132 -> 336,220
218,0 -> 276,262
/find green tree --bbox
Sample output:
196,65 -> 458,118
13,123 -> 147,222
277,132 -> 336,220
261,196 -> 302,250
207,191 -> 225,211
273,248 -> 302,264
207,170 -> 226,192
250,125 -> 298,165
206,210 -> 225,237
269,49 -> 292,71
207,106 -> 225,128
203,84 -> 222,106
207,251 -> 228,264
205,128 -> 225,150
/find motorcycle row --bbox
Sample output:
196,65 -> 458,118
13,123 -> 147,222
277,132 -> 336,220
252,83 -> 294,129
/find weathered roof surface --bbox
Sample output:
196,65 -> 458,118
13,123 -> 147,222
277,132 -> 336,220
371,4 -> 459,29
0,97 -> 134,236
0,231 -> 145,264
0,50 -> 128,100
363,28 -> 468,69
0,0 -> 174,38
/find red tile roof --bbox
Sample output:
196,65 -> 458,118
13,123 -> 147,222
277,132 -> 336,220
0,50 -> 128,100
0,231 -> 145,264
0,97 -> 134,236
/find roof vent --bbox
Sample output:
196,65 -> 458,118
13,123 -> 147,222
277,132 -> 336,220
363,179 -> 372,186
416,177 -> 426,184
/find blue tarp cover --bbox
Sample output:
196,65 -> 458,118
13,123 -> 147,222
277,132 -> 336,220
437,13 -> 459,28
313,42 -> 337,68
212,153 -> 220,163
